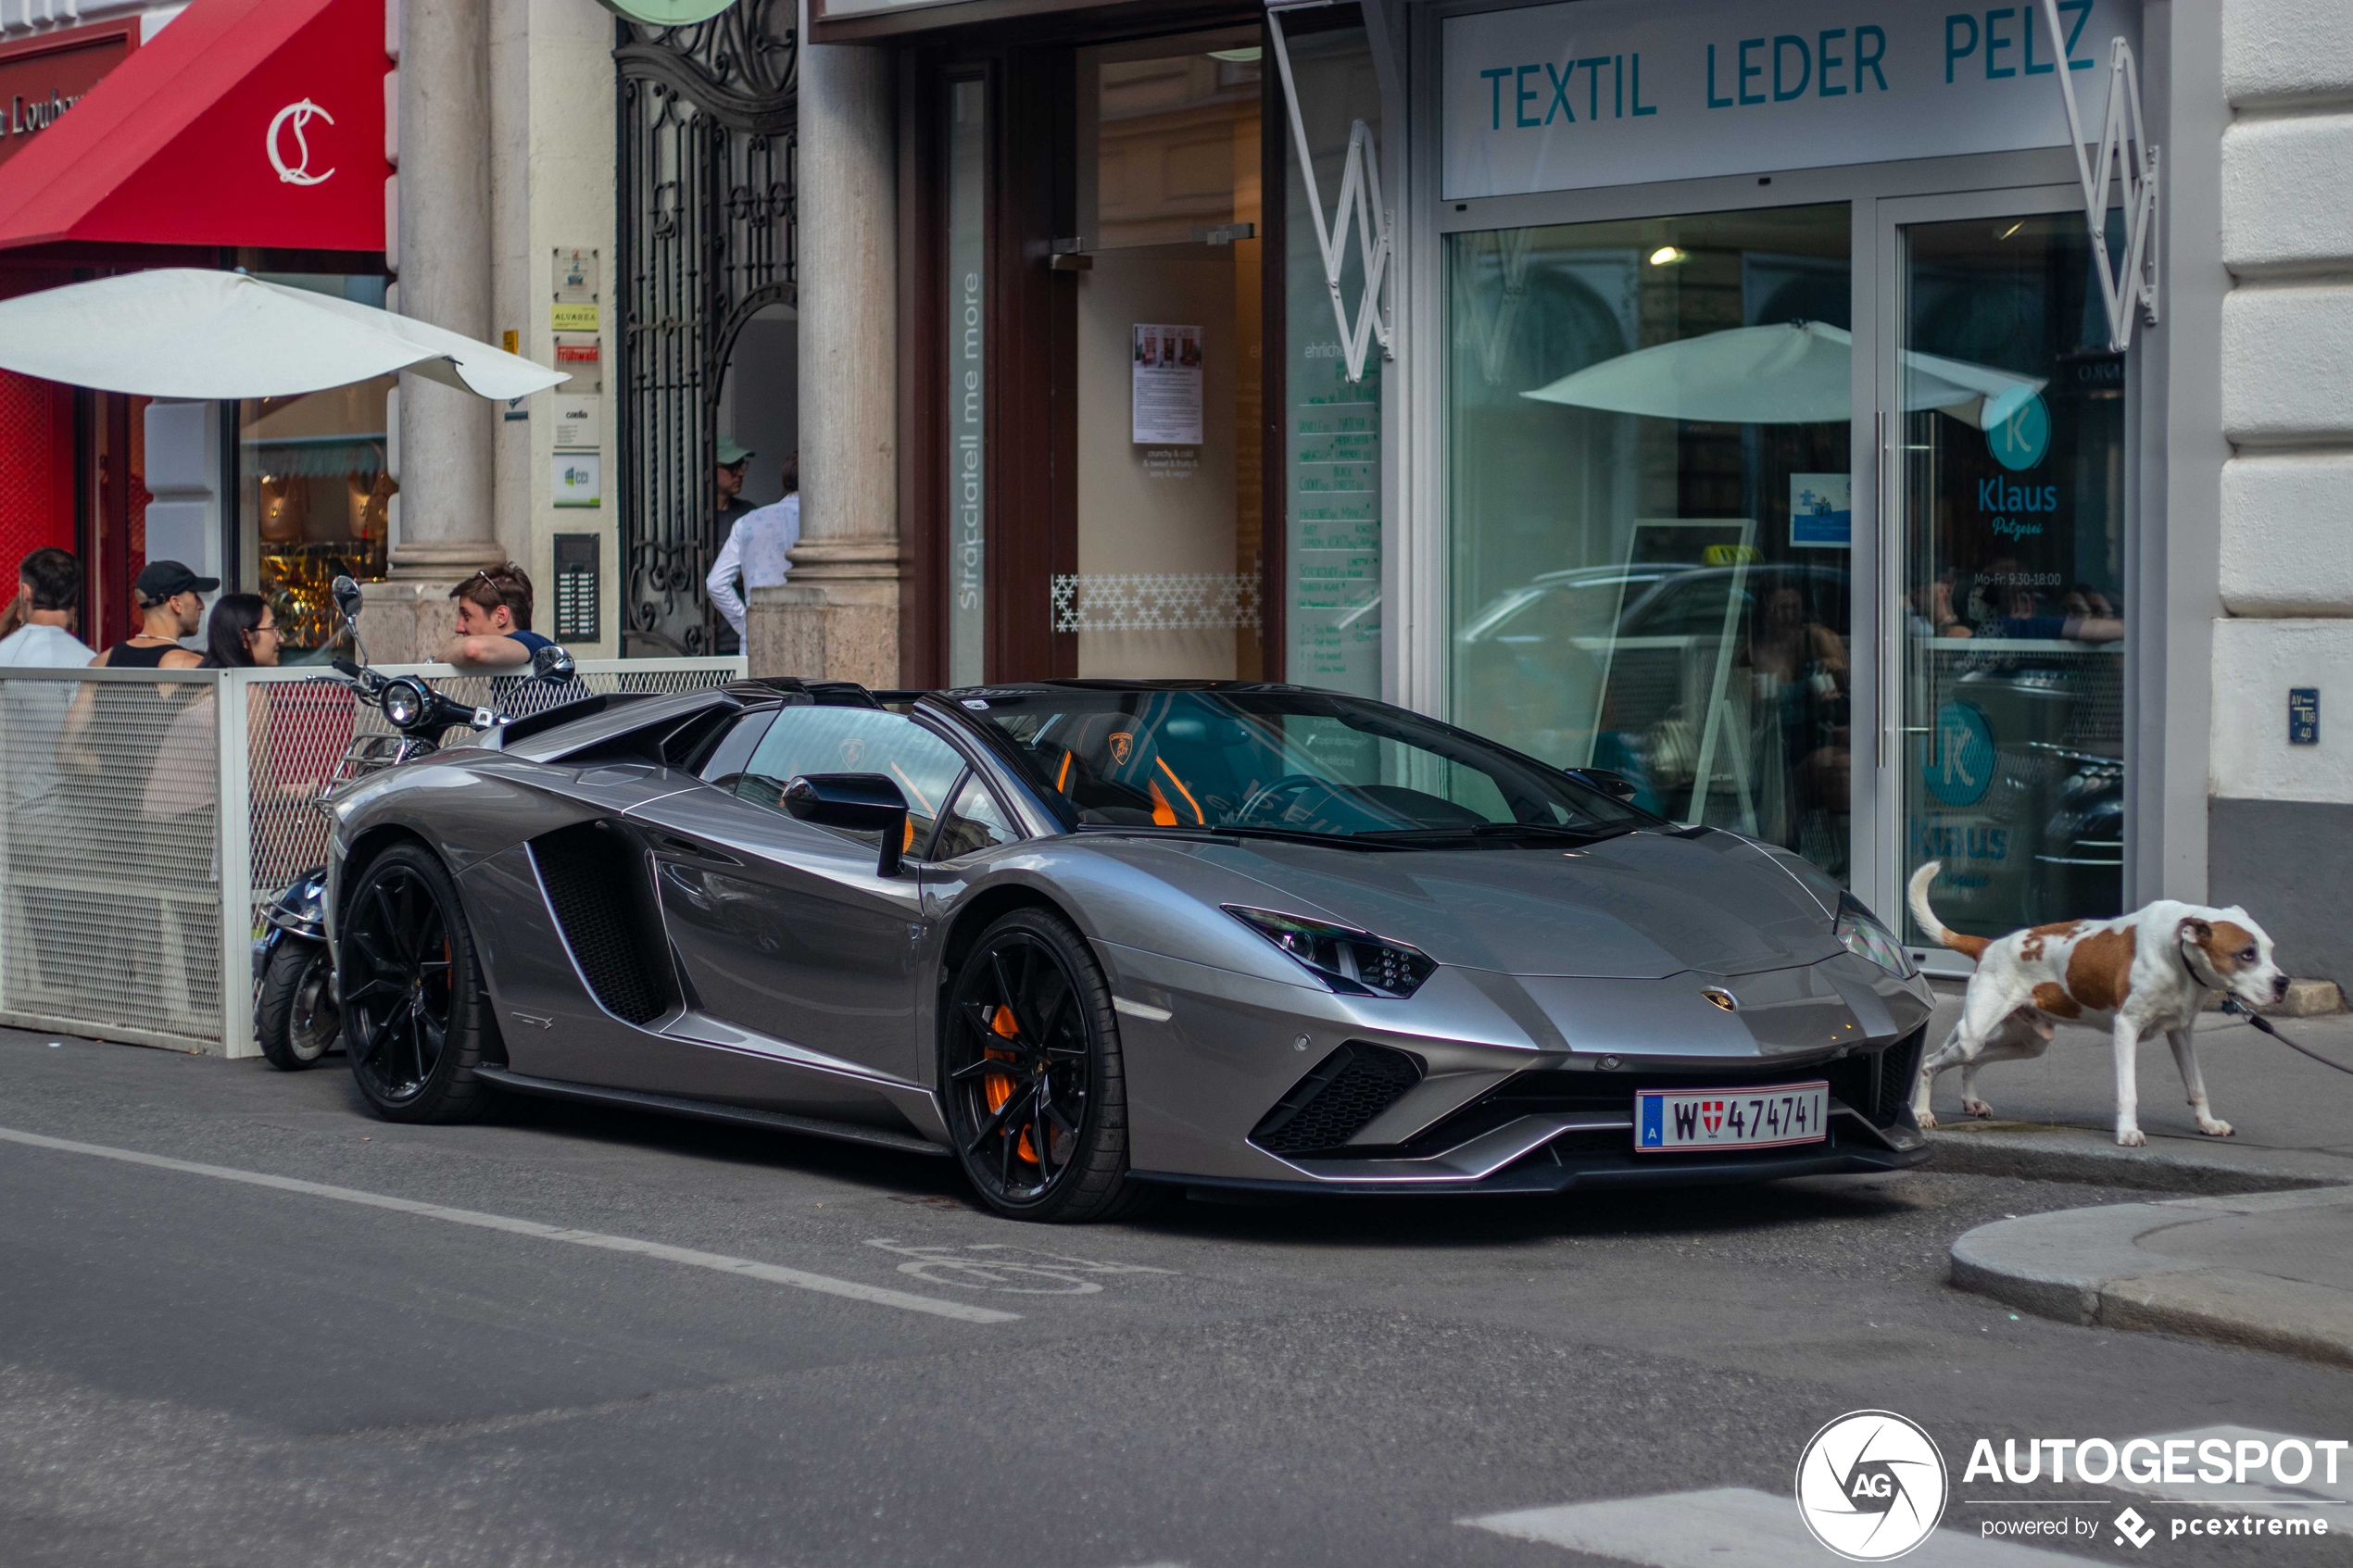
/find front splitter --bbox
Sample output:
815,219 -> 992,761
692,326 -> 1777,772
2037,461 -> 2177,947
1131,1139 -> 1931,1198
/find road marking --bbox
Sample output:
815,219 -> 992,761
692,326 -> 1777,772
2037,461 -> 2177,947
1464,1487 -> 2095,1566
865,1237 -> 1176,1294
0,1124 -> 1019,1324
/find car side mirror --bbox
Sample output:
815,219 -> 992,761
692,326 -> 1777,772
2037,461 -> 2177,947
783,772 -> 912,877
1573,767 -> 1640,802
531,644 -> 576,683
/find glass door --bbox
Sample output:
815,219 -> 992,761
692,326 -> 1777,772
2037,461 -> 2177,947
1877,192 -> 2128,963
1068,29 -> 1266,681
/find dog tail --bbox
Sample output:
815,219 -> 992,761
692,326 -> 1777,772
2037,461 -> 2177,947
1906,860 -> 1989,963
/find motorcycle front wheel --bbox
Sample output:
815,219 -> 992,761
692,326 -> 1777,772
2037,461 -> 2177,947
256,939 -> 340,1071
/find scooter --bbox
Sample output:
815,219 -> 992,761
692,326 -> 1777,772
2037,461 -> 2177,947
255,575 -> 574,1070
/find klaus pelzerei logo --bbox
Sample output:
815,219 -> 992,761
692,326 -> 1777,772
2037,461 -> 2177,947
1795,1411 -> 1949,1561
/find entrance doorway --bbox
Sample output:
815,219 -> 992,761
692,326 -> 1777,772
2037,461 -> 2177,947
1877,193 -> 2128,958
1065,27 -> 1266,680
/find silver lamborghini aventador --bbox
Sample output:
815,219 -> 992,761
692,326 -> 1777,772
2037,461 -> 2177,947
324,678 -> 1935,1221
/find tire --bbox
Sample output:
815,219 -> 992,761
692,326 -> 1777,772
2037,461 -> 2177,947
339,843 -> 499,1123
256,939 -> 340,1070
939,909 -> 1149,1223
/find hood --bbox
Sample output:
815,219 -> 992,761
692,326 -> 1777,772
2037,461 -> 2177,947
1185,828 -> 1843,979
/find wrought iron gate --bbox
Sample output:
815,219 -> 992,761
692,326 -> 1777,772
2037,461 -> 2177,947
615,0 -> 798,656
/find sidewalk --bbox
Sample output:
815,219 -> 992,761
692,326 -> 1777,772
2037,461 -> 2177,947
1951,1186 -> 2353,1369
1913,987 -> 2353,1194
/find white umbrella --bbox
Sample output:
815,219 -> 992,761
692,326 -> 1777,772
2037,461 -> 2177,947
0,269 -> 566,401
1522,320 -> 2043,431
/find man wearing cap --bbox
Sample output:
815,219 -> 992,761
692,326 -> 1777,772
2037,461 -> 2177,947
90,560 -> 212,670
716,437 -> 757,536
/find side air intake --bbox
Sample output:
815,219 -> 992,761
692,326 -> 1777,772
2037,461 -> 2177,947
530,820 -> 673,1025
1250,1043 -> 1424,1156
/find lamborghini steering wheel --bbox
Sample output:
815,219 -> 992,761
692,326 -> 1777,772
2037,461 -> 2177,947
1236,773 -> 1325,825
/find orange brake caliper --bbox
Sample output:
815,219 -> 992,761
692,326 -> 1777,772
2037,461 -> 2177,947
983,1005 -> 1038,1164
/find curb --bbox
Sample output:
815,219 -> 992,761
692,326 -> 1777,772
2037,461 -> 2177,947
1950,1188 -> 2353,1370
1924,1123 -> 2349,1197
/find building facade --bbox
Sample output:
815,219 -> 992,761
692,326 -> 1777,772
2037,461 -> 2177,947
761,0 -> 2348,985
0,0 -> 633,663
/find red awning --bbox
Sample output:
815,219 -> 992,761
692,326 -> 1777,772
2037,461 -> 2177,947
0,0 -> 386,253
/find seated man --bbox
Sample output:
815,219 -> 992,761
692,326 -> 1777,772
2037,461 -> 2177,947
440,564 -> 556,668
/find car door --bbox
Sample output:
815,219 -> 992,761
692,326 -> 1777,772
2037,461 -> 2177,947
632,703 -> 969,1086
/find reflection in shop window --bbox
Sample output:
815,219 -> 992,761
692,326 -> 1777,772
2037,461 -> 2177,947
239,275 -> 393,657
1281,20 -> 1381,696
1448,204 -> 1855,879
1901,213 -> 2127,937
243,376 -> 394,654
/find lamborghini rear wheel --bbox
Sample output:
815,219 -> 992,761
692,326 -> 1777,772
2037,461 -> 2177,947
941,909 -> 1144,1223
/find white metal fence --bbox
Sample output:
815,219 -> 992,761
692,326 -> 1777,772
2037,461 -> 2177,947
0,657 -> 744,1057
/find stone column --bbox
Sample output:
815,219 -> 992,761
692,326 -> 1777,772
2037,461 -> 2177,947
750,40 -> 899,685
369,0 -> 504,661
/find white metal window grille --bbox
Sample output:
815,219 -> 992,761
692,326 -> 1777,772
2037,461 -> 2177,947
0,658 -> 744,1059
2037,0 -> 2158,354
1051,573 -> 1265,633
1267,2 -> 1392,384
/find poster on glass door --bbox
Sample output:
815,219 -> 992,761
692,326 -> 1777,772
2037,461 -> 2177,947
1132,325 -> 1203,445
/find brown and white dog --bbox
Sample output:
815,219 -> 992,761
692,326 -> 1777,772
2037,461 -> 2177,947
1906,861 -> 2289,1146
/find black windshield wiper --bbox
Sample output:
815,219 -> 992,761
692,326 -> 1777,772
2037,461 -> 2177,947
1357,822 -> 1639,846
1070,823 -> 1407,852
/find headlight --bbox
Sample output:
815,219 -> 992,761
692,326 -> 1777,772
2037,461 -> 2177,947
380,677 -> 427,730
1225,906 -> 1436,998
1836,894 -> 1916,978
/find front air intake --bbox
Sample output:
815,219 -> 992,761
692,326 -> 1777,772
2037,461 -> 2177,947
1250,1043 -> 1424,1156
530,820 -> 673,1025
1874,1025 -> 1927,1127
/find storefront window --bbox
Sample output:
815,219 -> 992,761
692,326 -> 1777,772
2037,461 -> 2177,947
239,274 -> 393,655
1069,29 -> 1264,679
1280,19 -> 1381,697
1448,204 -> 1854,874
1900,214 -> 2125,936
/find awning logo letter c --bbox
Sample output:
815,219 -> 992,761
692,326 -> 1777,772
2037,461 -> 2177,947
268,99 -> 335,186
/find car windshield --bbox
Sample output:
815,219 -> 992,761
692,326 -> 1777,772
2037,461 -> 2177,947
962,687 -> 1655,843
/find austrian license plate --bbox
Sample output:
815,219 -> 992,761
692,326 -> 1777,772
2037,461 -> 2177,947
1634,1081 -> 1829,1152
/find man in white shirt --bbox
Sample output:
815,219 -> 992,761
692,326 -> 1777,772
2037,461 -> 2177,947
0,547 -> 96,847
0,547 -> 94,670
707,452 -> 800,643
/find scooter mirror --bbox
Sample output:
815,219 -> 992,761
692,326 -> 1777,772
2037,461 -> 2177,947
330,575 -> 365,622
530,644 -> 576,683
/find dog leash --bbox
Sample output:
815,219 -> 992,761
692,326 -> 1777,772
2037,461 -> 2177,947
2219,997 -> 2353,1077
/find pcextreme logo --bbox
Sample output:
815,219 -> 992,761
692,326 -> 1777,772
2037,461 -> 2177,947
1795,1411 -> 1949,1561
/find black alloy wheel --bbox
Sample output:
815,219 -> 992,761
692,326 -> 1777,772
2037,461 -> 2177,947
941,909 -> 1144,1223
340,844 -> 497,1123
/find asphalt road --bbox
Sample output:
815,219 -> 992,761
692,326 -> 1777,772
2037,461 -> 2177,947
4,1029 -> 2349,1568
